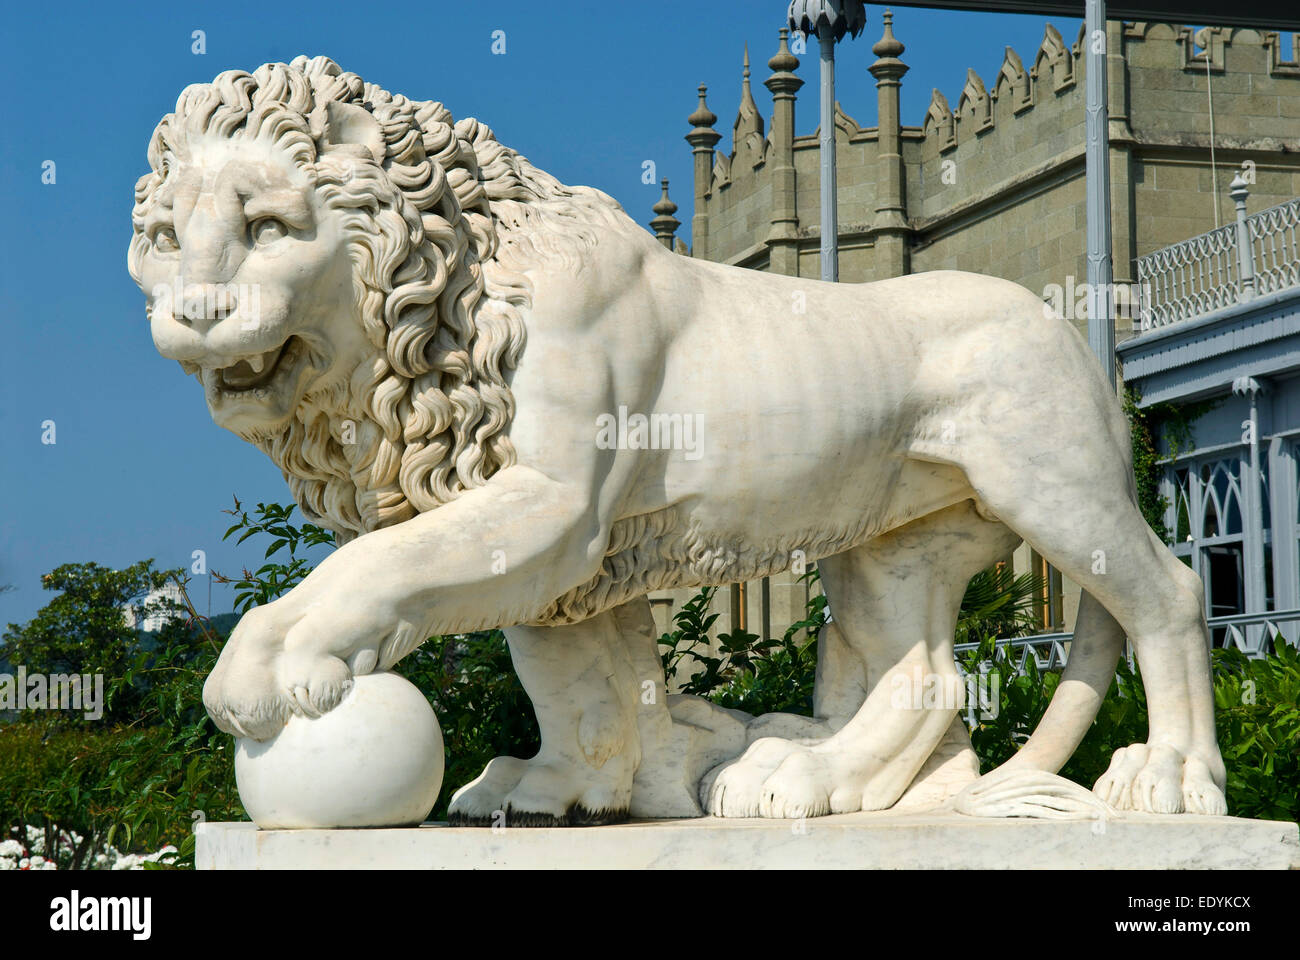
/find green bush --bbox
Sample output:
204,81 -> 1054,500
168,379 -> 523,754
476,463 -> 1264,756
1,556 -> 241,867
658,575 -> 826,716
1211,639 -> 1300,821
957,636 -> 1300,822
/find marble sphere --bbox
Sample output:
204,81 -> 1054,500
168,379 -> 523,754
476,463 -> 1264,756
235,672 -> 443,828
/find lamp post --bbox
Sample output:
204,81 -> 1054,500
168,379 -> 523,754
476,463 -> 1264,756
788,0 -> 867,283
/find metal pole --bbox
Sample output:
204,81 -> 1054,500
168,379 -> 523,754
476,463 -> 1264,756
820,32 -> 839,283
1206,50 -> 1219,229
1085,0 -> 1115,387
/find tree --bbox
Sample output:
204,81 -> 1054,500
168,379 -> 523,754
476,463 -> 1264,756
1,561 -> 187,724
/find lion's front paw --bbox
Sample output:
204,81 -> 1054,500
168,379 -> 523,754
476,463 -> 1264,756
448,754 -> 634,827
202,625 -> 295,741
447,756 -> 531,824
202,598 -> 382,741
203,667 -> 292,742
1093,743 -> 1227,815
278,649 -> 354,720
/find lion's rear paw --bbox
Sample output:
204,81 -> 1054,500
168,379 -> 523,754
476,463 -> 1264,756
702,737 -> 807,817
1093,743 -> 1227,815
1182,755 -> 1228,816
702,738 -> 892,819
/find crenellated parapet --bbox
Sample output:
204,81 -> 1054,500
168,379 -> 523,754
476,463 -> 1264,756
994,47 -> 1033,117
955,68 -> 993,135
671,13 -> 1300,297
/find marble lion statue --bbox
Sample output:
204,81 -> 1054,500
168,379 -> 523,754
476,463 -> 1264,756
128,57 -> 1226,825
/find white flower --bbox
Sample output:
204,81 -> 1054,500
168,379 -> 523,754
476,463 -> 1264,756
6,824 -> 178,871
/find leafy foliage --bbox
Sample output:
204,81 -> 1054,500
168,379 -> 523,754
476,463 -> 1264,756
2,561 -> 184,723
1212,639 -> 1300,821
1123,388 -> 1220,543
658,572 -> 827,716
212,497 -> 335,613
0,577 -> 240,868
955,566 -> 1044,645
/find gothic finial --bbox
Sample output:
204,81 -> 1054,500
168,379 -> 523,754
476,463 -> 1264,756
739,44 -> 759,119
652,178 -> 678,217
872,9 -> 905,58
769,27 -> 800,73
650,178 -> 681,248
688,83 -> 717,129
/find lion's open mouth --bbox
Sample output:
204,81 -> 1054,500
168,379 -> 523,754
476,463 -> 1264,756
216,338 -> 298,392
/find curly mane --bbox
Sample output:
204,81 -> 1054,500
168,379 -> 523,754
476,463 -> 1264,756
129,55 -> 631,540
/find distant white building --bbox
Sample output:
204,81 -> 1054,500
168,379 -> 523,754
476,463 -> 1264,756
122,581 -> 186,633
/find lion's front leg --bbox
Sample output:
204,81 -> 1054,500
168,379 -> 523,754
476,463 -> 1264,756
201,563 -> 427,741
448,610 -> 641,826
203,465 -> 608,743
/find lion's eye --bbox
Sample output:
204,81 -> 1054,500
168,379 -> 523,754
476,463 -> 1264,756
250,217 -> 288,245
153,226 -> 179,253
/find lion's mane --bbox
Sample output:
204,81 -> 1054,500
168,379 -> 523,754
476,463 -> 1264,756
129,56 -> 631,541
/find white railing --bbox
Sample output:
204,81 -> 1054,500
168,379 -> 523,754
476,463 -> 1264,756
957,609 -> 1300,671
955,632 -> 1071,674
1247,198 -> 1300,296
1206,607 -> 1300,655
1137,179 -> 1300,331
1136,220 -> 1239,328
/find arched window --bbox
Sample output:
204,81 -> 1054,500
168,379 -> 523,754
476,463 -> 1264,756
1165,455 -> 1249,644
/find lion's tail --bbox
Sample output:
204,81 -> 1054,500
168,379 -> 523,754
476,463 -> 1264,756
954,590 -> 1124,818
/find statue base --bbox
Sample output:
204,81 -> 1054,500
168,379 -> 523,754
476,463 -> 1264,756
196,812 -> 1300,870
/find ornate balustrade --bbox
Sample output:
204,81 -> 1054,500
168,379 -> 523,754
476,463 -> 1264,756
1137,183 -> 1300,330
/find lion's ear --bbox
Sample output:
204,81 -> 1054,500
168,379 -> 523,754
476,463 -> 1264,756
310,99 -> 386,166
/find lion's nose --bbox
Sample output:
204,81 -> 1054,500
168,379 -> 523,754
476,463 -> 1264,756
178,283 -> 239,333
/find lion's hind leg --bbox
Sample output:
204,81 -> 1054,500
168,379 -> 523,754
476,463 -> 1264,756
949,416 -> 1227,816
702,501 -> 1018,818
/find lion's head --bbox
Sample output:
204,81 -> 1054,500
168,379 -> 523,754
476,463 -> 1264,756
129,55 -> 629,541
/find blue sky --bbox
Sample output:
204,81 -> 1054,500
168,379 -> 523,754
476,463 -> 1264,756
0,0 -> 1081,626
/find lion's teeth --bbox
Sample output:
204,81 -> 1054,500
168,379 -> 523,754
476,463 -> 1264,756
249,354 -> 265,373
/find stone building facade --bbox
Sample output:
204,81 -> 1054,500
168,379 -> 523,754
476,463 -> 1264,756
646,14 -> 1300,643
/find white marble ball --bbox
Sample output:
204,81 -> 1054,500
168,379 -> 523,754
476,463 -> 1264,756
234,671 -> 444,829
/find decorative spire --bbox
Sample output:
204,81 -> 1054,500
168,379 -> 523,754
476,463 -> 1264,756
652,178 -> 678,218
649,179 -> 681,250
768,27 -> 800,74
869,8 -> 908,81
688,83 -> 717,130
735,44 -> 762,136
872,9 -> 904,58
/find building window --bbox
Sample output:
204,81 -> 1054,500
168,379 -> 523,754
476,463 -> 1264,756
1166,455 -> 1250,645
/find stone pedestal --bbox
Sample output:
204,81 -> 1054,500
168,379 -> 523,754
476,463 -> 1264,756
197,813 -> 1300,870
